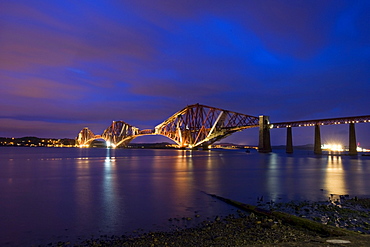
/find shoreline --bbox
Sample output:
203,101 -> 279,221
47,196 -> 370,246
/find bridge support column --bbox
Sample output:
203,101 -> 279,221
314,124 -> 322,155
202,143 -> 210,150
286,126 -> 293,153
258,115 -> 272,153
349,123 -> 357,156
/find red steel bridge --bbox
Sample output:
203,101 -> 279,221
76,103 -> 370,155
76,104 -> 259,149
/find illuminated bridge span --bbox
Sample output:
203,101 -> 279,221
265,115 -> 370,155
76,104 -> 259,149
76,103 -> 370,155
271,115 -> 370,128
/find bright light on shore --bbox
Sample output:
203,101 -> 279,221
357,146 -> 370,152
321,144 -> 344,152
322,143 -> 370,152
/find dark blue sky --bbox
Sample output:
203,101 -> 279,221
1,0 -> 369,147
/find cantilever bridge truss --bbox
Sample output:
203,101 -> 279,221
101,121 -> 140,147
76,127 -> 96,147
76,104 -> 259,148
154,104 -> 259,148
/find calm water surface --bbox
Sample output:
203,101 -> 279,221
1,147 -> 370,246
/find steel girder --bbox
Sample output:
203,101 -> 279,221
101,121 -> 139,147
154,104 -> 259,148
76,127 -> 96,147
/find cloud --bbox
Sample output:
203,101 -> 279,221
0,0 -> 369,146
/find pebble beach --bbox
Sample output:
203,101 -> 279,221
46,196 -> 370,246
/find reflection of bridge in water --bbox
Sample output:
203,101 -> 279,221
76,103 -> 370,155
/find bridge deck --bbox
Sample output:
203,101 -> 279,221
271,115 -> 370,128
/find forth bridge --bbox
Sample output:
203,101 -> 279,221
76,103 -> 370,155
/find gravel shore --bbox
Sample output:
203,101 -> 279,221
261,196 -> 370,234
49,196 -> 370,247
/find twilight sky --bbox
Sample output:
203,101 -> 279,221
1,0 -> 369,147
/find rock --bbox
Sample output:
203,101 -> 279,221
326,239 -> 351,244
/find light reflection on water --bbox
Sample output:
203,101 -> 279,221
325,156 -> 347,195
1,147 -> 370,246
103,148 -> 118,230
266,153 -> 280,201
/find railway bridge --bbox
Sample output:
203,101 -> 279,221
76,103 -> 370,155
76,104 -> 259,149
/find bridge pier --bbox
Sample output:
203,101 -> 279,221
314,124 -> 322,155
258,115 -> 272,153
202,143 -> 210,150
349,123 -> 357,155
286,126 -> 293,153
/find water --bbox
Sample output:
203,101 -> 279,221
1,147 -> 370,246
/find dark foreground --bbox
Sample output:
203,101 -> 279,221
48,197 -> 370,247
